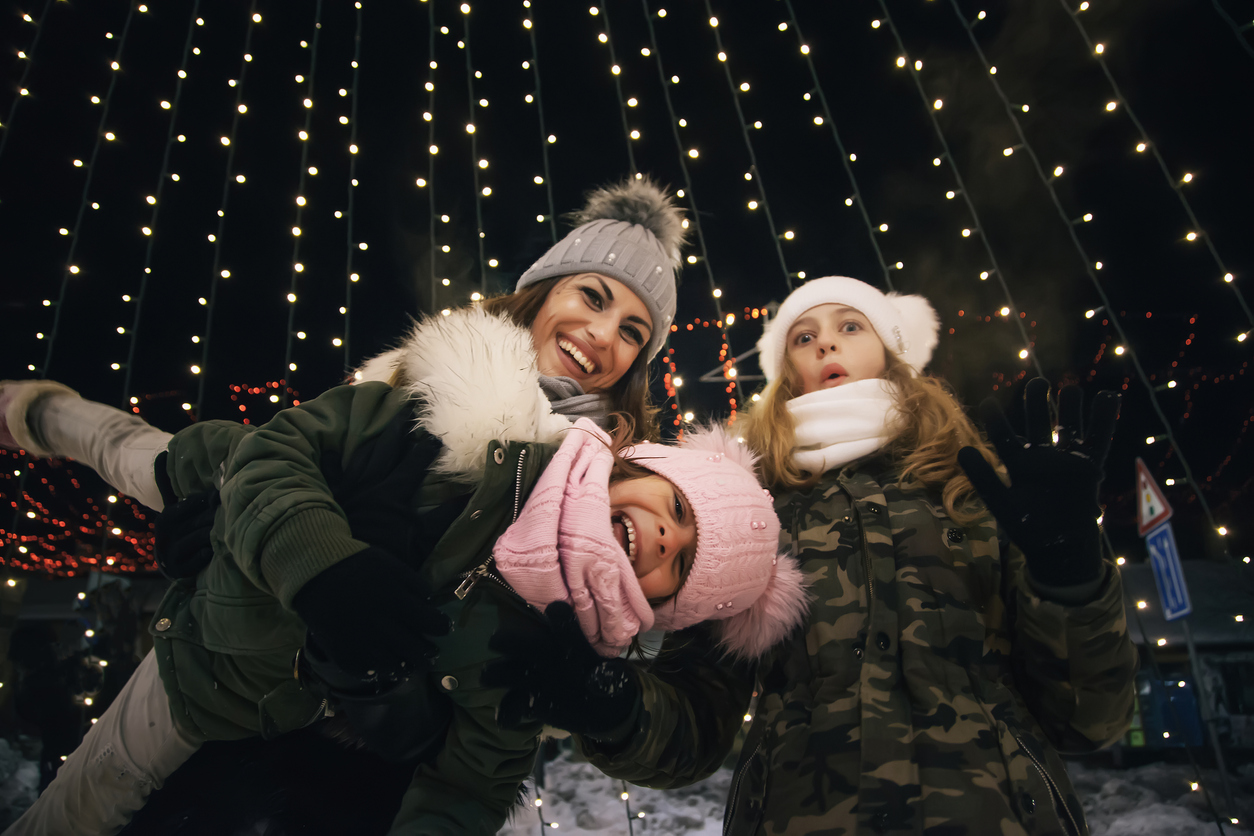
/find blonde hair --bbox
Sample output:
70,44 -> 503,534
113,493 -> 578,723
742,349 -> 999,524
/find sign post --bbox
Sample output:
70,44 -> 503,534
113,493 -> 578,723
1135,460 -> 1233,813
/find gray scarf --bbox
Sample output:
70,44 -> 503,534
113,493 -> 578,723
538,375 -> 614,428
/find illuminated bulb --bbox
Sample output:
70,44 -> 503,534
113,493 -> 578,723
1095,261 -> 1103,269
671,75 -> 679,83
489,259 -> 499,267
160,100 -> 171,109
784,230 -> 795,239
754,121 -> 763,129
416,178 -> 427,187
999,307 -> 1010,317
713,288 -> 722,298
611,65 -> 620,75
962,228 -> 972,237
1218,527 -> 1228,536
1003,147 -> 1014,156
1116,557 -> 1125,565
896,56 -> 906,67
1157,639 -> 1167,646
105,132 -> 115,141
673,376 -> 684,387
1021,104 -> 1029,112
627,97 -> 638,107
686,255 -> 697,264
933,157 -> 942,166
287,293 -> 297,302
641,48 -> 650,56
914,60 -> 922,70
688,148 -> 699,158
1083,213 -> 1093,221
74,159 -> 83,167
1186,232 -> 1197,241
683,412 -> 694,421
1105,100 -> 1116,111
778,22 -> 787,31
1095,43 -> 1105,54
296,196 -> 306,206
289,363 -> 297,371
220,136 -> 230,146
1079,1 -> 1089,8
430,145 -> 439,154
933,99 -> 943,109
1239,333 -> 1249,343
946,190 -> 956,199
800,45 -> 810,54
813,116 -> 823,125
1136,142 -> 1147,152
547,134 -> 556,143
294,263 -> 304,272
191,365 -> 201,374
1114,346 -> 1125,355
1018,349 -> 1029,360
465,123 -> 475,133
1182,172 -> 1193,183
1053,165 -> 1064,177
1146,436 -> 1156,445
878,223 -> 888,232
630,130 -> 640,139
1137,601 -> 1147,609
1167,381 -> 1177,389
748,201 -> 758,210
292,226 -> 301,236
297,331 -> 307,340
718,52 -> 727,61
235,174 -> 246,183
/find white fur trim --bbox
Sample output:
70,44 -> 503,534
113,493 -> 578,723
361,308 -> 569,483
0,379 -> 81,457
757,276 -> 939,380
350,348 -> 404,385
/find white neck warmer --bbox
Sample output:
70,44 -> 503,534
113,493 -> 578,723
787,378 -> 899,475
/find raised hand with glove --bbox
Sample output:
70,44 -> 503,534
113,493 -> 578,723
481,601 -> 638,739
958,377 -> 1120,593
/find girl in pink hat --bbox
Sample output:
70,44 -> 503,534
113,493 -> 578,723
512,276 -> 1138,836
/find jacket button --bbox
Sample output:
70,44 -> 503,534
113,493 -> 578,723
947,528 -> 965,543
1021,792 -> 1035,814
871,811 -> 890,833
441,675 -> 458,691
853,645 -> 864,659
493,448 -> 505,465
155,617 -> 172,632
842,515 -> 852,524
877,632 -> 890,651
470,509 -> 482,519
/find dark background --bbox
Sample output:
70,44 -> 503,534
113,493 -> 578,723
1,0 -> 1252,576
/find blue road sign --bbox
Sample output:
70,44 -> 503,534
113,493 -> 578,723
1146,521 -> 1192,621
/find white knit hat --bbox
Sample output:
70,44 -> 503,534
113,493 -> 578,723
517,178 -> 686,361
757,276 -> 940,381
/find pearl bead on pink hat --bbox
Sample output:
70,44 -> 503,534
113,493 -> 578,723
625,426 -> 811,659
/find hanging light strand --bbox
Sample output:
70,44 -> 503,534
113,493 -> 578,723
462,6 -> 488,294
426,1 -> 439,311
343,2 -> 363,368
1058,0 -> 1252,328
701,0 -> 793,293
945,0 -> 1224,544
280,0 -> 325,408
40,1 -> 139,380
196,1 -> 262,415
641,0 -> 745,424
0,0 -> 55,167
874,0 -> 1043,378
523,4 -> 557,242
121,0 -> 203,404
596,3 -> 637,174
1208,0 -> 1254,60
781,1 -> 893,291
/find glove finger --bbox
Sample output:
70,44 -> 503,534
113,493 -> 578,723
1083,391 -> 1121,471
976,398 -> 1022,465
957,447 -> 1016,523
496,686 -> 540,730
1022,378 -> 1053,447
1056,386 -> 1083,451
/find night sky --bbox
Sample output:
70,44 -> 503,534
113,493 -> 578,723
1,0 -> 1252,576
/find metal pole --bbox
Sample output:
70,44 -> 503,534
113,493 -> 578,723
1180,618 -> 1235,816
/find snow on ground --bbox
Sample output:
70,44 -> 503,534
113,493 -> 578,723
0,739 -> 38,830
500,750 -> 1254,836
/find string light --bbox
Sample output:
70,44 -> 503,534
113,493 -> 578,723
462,6 -> 489,293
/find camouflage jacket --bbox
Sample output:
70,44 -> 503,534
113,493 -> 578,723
579,457 -> 1138,836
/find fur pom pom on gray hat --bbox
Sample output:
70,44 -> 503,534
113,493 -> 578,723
516,177 -> 687,360
757,276 -> 940,381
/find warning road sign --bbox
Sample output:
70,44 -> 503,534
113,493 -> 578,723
1136,458 -> 1173,537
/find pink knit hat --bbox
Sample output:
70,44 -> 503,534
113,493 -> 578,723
624,428 -> 811,659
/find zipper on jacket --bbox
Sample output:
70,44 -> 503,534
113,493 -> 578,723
1010,729 -> 1081,836
724,734 -> 763,836
856,506 -> 875,604
454,448 -> 529,601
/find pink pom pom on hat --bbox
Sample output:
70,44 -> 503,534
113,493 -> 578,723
624,426 -> 811,659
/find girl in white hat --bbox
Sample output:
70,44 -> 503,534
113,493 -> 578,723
545,275 -> 1138,836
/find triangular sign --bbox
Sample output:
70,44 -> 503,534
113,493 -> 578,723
1136,457 -> 1173,537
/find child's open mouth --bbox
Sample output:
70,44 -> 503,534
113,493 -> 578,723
820,362 -> 848,388
611,512 -> 637,561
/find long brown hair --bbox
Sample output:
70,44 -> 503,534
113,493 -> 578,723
480,278 -> 660,441
742,349 -> 999,524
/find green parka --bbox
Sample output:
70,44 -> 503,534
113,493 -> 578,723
150,344 -> 571,834
578,457 -> 1138,836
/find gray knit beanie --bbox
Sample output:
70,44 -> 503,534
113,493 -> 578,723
516,177 -> 686,360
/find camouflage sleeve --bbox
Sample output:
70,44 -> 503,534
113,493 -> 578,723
575,624 -> 755,788
1007,539 -> 1139,752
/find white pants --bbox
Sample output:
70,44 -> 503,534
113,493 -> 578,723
26,391 -> 170,511
3,649 -> 201,836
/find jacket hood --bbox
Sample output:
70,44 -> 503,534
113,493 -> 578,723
352,307 -> 571,483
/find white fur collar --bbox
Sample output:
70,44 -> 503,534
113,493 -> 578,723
352,308 -> 571,483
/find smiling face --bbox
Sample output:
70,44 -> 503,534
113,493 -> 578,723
530,273 -> 653,395
785,303 -> 889,395
607,474 -> 696,602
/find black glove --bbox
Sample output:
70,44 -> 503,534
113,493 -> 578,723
481,601 -> 638,737
957,378 -> 1120,588
291,547 -> 451,683
153,490 -> 221,579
